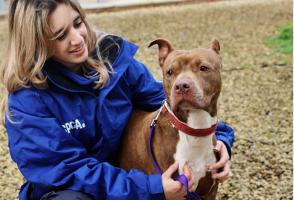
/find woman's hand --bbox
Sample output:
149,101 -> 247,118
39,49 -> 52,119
209,140 -> 230,183
162,161 -> 195,200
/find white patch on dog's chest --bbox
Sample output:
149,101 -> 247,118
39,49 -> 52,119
173,110 -> 217,188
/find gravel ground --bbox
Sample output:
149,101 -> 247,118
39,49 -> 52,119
0,0 -> 292,199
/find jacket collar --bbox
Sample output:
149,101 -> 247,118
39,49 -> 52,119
42,59 -> 98,93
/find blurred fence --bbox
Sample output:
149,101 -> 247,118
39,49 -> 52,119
0,0 -> 185,11
0,0 -> 127,10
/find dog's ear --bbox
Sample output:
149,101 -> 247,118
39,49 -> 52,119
210,38 -> 220,54
148,39 -> 174,67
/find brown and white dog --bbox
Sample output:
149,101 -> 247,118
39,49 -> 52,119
119,38 -> 223,199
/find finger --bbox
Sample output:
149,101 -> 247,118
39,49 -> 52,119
183,164 -> 192,181
164,161 -> 179,178
213,140 -> 222,152
179,185 -> 187,196
172,181 -> 186,194
211,168 -> 218,176
183,164 -> 196,192
173,180 -> 184,191
188,179 -> 195,192
212,162 -> 230,182
210,148 -> 229,170
209,156 -> 227,171
215,171 -> 229,183
219,174 -> 229,183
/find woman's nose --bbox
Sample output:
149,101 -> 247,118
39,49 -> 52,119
70,29 -> 83,46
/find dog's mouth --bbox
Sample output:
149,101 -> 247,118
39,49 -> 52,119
171,94 -> 207,112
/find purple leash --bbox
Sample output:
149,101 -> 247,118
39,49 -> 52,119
176,175 -> 202,200
148,120 -> 202,200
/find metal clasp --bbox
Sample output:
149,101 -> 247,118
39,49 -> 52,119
150,101 -> 165,128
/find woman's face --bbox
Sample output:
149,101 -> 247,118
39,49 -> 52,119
49,4 -> 89,71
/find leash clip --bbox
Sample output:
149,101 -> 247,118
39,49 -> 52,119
150,119 -> 157,128
150,101 -> 165,128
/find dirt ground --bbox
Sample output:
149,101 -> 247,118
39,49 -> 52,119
0,0 -> 292,199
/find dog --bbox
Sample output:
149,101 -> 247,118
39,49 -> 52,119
119,38 -> 223,199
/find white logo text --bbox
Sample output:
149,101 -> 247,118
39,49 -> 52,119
62,119 -> 86,134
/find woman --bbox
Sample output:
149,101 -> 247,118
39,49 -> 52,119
0,0 -> 234,199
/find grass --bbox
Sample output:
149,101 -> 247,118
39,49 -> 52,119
265,24 -> 293,54
0,0 -> 293,199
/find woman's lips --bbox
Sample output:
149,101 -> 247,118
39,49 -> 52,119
70,44 -> 85,56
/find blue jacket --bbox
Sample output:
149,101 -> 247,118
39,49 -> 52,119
6,36 -> 234,200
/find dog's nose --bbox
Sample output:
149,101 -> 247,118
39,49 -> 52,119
175,81 -> 191,94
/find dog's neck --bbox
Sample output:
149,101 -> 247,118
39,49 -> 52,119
187,109 -> 217,129
174,108 -> 217,190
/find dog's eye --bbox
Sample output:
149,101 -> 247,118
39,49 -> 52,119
199,65 -> 209,72
167,69 -> 173,76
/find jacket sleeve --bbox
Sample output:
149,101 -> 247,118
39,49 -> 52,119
6,90 -> 165,200
215,121 -> 235,158
125,58 -> 165,111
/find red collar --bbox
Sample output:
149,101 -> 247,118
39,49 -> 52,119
161,102 -> 217,137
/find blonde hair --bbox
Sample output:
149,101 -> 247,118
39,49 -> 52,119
0,0 -> 111,124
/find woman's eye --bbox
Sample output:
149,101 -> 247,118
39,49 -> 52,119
167,69 -> 173,76
57,33 -> 66,41
199,65 -> 209,72
74,19 -> 83,28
